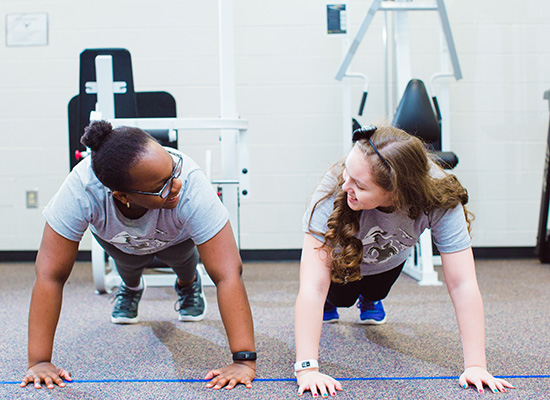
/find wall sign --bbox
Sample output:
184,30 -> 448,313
6,13 -> 49,46
327,4 -> 347,34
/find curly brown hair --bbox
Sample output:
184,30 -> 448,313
308,126 -> 473,283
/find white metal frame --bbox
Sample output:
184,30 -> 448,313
89,0 -> 247,293
89,114 -> 250,293
335,0 -> 462,286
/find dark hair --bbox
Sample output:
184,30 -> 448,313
80,120 -> 156,191
309,125 -> 473,284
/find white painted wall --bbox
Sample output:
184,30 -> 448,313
0,0 -> 548,251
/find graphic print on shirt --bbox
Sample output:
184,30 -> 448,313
109,228 -> 171,253
361,226 -> 415,263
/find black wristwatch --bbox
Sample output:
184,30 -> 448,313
232,351 -> 257,361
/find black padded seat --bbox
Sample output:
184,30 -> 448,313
68,48 -> 177,170
392,79 -> 459,170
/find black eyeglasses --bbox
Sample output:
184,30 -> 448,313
352,125 -> 390,169
127,149 -> 183,199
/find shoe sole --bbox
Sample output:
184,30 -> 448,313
178,295 -> 207,322
111,316 -> 139,324
323,318 -> 339,324
357,317 -> 387,325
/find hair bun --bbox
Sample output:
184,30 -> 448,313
80,120 -> 113,151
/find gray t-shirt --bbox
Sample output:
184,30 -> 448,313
44,149 -> 229,255
303,167 -> 471,275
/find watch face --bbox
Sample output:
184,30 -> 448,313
302,361 -> 311,368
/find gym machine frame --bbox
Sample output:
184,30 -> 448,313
89,0 -> 249,293
536,90 -> 550,263
335,0 -> 462,285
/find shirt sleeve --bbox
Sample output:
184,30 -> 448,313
176,166 -> 230,245
42,172 -> 92,242
303,197 -> 334,242
430,204 -> 471,253
302,171 -> 338,242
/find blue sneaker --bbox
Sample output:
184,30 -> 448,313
357,295 -> 386,325
323,301 -> 339,323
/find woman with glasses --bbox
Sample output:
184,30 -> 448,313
293,125 -> 514,396
22,120 -> 256,391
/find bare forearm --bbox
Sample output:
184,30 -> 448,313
294,234 -> 332,363
441,249 -> 487,369
449,284 -> 487,369
28,280 -> 64,366
216,277 -> 255,353
294,291 -> 324,361
27,224 -> 78,368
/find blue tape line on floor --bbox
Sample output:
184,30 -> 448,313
4,375 -> 550,385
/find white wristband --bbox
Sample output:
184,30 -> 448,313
294,359 -> 319,375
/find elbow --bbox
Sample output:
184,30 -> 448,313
208,260 -> 244,287
34,262 -> 72,286
447,280 -> 482,305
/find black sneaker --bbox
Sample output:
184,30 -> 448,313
111,281 -> 145,324
174,272 -> 207,322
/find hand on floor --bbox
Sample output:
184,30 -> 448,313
459,366 -> 515,393
204,361 -> 255,390
296,370 -> 343,397
20,361 -> 72,389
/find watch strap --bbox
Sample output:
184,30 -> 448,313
294,359 -> 319,374
232,351 -> 257,361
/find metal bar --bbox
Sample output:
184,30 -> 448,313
110,117 -> 248,131
238,124 -> 250,197
219,0 -> 240,247
379,2 -> 437,11
211,179 -> 240,185
436,0 -> 462,80
383,11 -> 390,118
85,81 -> 127,95
95,56 -> 115,119
394,9 -> 412,97
335,0 -> 461,82
335,0 -> 382,81
110,116 -> 251,200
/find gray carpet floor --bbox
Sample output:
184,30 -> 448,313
1,258 -> 549,399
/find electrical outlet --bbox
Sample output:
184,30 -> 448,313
26,190 -> 39,208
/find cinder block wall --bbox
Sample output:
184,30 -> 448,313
0,0 -> 548,252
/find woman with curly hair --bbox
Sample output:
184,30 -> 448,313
294,125 -> 513,396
